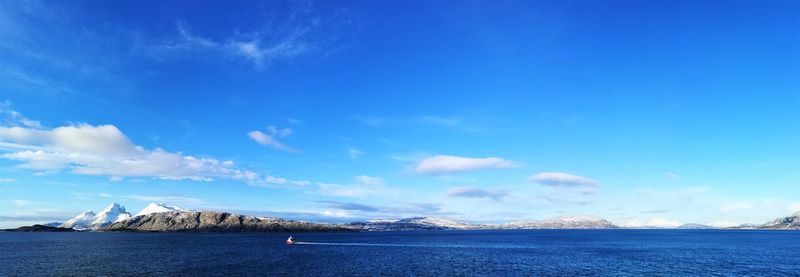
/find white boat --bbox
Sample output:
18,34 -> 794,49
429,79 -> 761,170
286,236 -> 295,245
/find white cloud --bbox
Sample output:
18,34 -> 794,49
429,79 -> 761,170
447,187 -> 508,201
247,125 -> 296,151
0,120 -> 304,188
528,172 -> 599,187
0,178 -> 15,183
414,155 -> 515,175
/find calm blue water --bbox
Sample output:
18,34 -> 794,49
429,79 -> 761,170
1,230 -> 798,276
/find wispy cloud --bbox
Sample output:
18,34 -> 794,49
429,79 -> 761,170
0,101 -> 41,128
447,187 -> 508,201
317,175 -> 389,197
247,125 -> 297,152
315,201 -> 381,212
12,199 -> 32,207
151,4 -> 353,71
347,147 -> 364,159
618,218 -> 683,228
0,208 -> 73,228
528,172 -> 599,188
664,171 -> 680,180
315,200 -> 448,219
414,155 -> 515,175
356,115 -> 484,132
121,195 -> 207,207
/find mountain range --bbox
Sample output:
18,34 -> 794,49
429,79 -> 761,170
12,202 -> 800,232
58,203 -> 132,230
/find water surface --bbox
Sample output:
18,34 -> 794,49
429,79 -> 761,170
1,230 -> 798,275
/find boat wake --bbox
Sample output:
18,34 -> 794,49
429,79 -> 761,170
292,242 -> 530,249
294,241 -> 471,248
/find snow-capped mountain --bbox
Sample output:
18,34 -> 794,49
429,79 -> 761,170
90,203 -> 132,228
500,215 -> 618,229
347,217 -> 483,231
59,210 -> 96,230
134,203 -> 187,217
106,210 -> 347,232
58,203 -> 131,230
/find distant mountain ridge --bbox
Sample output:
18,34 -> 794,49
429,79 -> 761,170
346,217 -> 486,231
106,210 -> 349,233
499,215 -> 618,229
756,211 -> 800,230
30,202 -> 800,232
676,223 -> 717,229
3,224 -> 76,232
346,215 -> 618,231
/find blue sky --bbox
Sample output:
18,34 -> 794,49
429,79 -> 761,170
1,0 -> 798,228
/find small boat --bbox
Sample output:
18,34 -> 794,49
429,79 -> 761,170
286,236 -> 295,245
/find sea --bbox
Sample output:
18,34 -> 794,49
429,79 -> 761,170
1,229 -> 798,276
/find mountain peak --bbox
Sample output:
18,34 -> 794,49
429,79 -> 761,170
101,203 -> 125,213
91,203 -> 132,227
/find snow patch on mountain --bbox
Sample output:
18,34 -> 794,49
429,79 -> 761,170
134,203 -> 188,217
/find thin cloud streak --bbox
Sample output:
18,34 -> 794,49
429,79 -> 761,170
415,155 -> 515,175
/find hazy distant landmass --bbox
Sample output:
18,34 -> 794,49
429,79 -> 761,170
15,202 -> 800,232
728,211 -> 800,230
676,223 -> 717,229
3,225 -> 76,232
